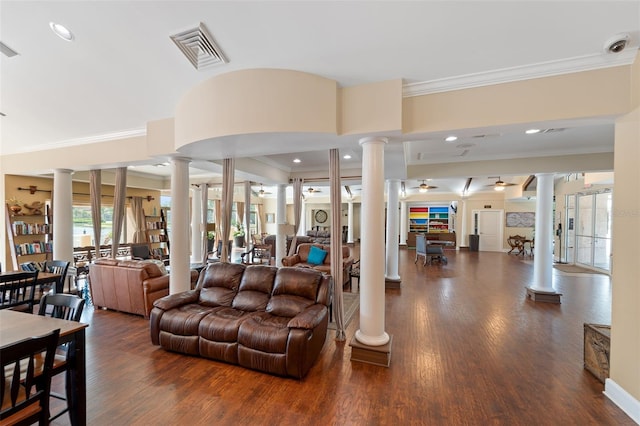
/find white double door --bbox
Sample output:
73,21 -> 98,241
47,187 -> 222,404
473,210 -> 504,252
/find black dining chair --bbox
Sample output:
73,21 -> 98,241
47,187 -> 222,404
0,328 -> 60,426
0,271 -> 38,312
43,260 -> 71,294
37,293 -> 85,423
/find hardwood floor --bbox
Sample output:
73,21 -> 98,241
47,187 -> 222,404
50,248 -> 634,425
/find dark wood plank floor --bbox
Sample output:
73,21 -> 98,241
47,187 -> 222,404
50,248 -> 633,425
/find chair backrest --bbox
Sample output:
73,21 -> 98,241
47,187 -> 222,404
0,271 -> 38,311
131,243 -> 152,260
38,293 -> 85,322
0,328 -> 60,425
44,260 -> 71,293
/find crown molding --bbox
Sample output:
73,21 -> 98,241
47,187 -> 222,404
403,49 -> 638,98
4,128 -> 147,155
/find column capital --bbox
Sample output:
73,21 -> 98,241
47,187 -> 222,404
54,168 -> 74,174
359,136 -> 388,146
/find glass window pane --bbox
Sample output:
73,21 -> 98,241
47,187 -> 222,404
594,192 -> 612,238
577,195 -> 593,237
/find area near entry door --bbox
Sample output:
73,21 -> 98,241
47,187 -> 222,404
473,210 -> 504,252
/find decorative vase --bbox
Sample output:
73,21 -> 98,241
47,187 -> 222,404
234,235 -> 245,248
9,205 -> 22,215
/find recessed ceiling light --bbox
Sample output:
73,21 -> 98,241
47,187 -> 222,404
343,154 -> 352,160
525,129 -> 541,134
445,136 -> 458,142
293,158 -> 301,163
49,22 -> 74,41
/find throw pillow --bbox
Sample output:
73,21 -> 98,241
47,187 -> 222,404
142,258 -> 168,276
307,246 -> 328,265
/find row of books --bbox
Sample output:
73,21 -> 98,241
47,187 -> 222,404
148,234 -> 168,243
14,241 -> 53,255
20,261 -> 48,272
146,221 -> 165,230
12,221 -> 51,235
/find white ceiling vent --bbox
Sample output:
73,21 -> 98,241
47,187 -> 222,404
170,22 -> 227,70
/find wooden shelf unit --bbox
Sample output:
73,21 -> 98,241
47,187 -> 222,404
409,205 -> 450,233
5,203 -> 53,270
144,208 -> 169,259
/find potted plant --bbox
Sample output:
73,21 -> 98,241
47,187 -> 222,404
233,222 -> 245,248
6,197 -> 23,215
207,231 -> 215,252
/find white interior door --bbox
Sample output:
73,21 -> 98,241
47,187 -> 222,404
475,210 -> 503,252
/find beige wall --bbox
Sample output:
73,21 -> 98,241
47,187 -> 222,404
609,53 -> 640,401
3,174 -> 161,269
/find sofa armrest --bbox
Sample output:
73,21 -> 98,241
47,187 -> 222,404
153,289 -> 200,311
282,254 -> 301,267
287,304 -> 327,329
143,275 -> 170,293
190,270 -> 199,288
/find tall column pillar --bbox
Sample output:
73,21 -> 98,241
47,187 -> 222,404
399,201 -> 408,246
350,137 -> 391,367
526,173 -> 561,303
385,179 -> 401,283
459,199 -> 468,248
347,200 -> 354,244
298,198 -> 307,236
275,183 -> 287,266
53,169 -> 74,263
170,158 -> 191,294
190,186 -> 202,263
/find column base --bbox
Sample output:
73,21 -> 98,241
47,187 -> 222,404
385,277 -> 401,289
350,334 -> 393,367
526,287 -> 562,304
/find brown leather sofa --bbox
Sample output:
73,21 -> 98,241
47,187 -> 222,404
282,243 -> 353,286
89,258 -> 198,319
150,262 -> 331,379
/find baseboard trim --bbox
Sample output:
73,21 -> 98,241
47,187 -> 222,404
604,378 -> 640,424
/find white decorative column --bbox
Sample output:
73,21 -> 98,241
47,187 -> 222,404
385,179 -> 401,283
526,173 -> 561,303
399,201 -> 408,246
459,199 -> 468,248
347,200 -> 354,244
275,183 -> 287,266
170,158 -> 191,294
190,186 -> 202,263
53,169 -> 74,264
298,198 -> 307,236
350,137 -> 391,367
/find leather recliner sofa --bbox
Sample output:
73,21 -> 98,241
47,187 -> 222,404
281,243 -> 353,286
150,262 -> 332,379
89,258 -> 198,319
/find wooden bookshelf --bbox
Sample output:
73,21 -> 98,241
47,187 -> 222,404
144,208 -> 169,260
5,203 -> 53,270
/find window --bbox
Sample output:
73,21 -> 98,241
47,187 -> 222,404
72,204 -> 130,247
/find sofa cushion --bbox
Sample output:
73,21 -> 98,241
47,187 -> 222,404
142,259 -> 168,275
117,259 -> 164,278
199,307 -> 254,342
198,263 -> 245,307
159,304 -> 219,336
232,265 -> 276,311
267,268 -> 321,317
307,246 -> 328,265
238,313 -> 291,353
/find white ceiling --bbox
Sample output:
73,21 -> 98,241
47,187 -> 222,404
1,1 -> 638,194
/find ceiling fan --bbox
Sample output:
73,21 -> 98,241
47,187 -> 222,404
255,183 -> 272,197
412,180 -> 438,193
487,176 -> 516,191
307,187 -> 322,194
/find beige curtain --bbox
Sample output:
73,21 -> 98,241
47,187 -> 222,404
257,203 -> 265,235
220,158 -> 235,262
243,181 -> 251,255
111,167 -> 127,258
288,178 -> 303,255
236,201 -> 245,232
329,149 -> 345,340
214,199 -> 222,244
90,170 -> 102,260
131,196 -> 146,243
201,183 -> 209,264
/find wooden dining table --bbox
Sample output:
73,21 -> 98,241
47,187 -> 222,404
0,309 -> 88,425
